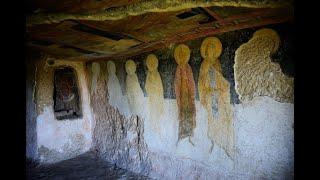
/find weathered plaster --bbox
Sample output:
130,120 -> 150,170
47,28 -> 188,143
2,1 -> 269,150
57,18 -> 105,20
125,60 -> 146,117
174,44 -> 197,141
145,54 -> 165,133
234,28 -> 294,103
106,61 -> 131,118
99,29 -> 293,179
198,37 -> 234,158
35,57 -> 94,163
101,59 -> 293,179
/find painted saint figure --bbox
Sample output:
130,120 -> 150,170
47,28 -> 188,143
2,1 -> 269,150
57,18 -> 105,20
145,54 -> 164,132
125,60 -> 145,116
174,44 -> 196,143
106,61 -> 130,117
234,28 -> 293,103
198,37 -> 234,158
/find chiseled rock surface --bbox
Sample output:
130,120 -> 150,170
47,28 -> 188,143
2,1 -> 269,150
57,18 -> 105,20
90,62 -> 151,175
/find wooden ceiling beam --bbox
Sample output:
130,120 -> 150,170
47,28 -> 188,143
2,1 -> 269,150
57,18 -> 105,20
201,7 -> 223,21
63,9 -> 292,62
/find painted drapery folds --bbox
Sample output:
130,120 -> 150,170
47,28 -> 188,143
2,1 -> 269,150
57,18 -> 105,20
234,28 -> 294,103
101,27 -> 291,162
145,54 -> 165,133
106,61 -> 131,118
198,37 -> 234,158
174,44 -> 197,142
125,60 -> 145,116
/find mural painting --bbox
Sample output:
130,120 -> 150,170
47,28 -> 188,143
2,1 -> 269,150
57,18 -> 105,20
198,37 -> 234,158
125,60 -> 145,116
234,28 -> 294,103
173,44 -> 196,143
145,54 -> 165,133
106,61 -> 131,117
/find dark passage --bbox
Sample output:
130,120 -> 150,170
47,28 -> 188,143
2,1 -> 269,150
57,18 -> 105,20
27,152 -> 150,180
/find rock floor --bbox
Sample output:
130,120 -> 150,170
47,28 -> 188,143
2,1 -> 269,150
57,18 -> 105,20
26,151 -> 151,180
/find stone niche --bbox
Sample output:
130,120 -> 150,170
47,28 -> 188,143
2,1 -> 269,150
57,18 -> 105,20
53,67 -> 82,120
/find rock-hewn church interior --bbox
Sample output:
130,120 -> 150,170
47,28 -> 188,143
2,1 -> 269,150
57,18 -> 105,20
26,0 -> 294,179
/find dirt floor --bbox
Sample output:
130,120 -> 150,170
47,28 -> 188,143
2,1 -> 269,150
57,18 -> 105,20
26,151 -> 150,180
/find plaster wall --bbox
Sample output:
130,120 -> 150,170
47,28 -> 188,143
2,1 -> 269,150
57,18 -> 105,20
91,62 -> 293,179
35,57 -> 94,163
90,24 -> 294,179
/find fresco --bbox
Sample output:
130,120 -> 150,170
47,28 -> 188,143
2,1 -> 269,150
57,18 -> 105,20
173,44 -> 197,143
125,60 -> 145,117
102,27 -> 292,161
234,28 -> 294,103
106,61 -> 131,118
145,54 -> 164,133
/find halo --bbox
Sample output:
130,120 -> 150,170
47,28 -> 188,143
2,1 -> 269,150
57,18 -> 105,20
146,54 -> 158,71
107,61 -> 116,74
125,60 -> 136,74
253,28 -> 280,54
200,37 -> 222,58
174,44 -> 190,65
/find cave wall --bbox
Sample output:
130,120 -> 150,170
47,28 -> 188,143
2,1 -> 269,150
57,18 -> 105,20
33,56 -> 94,164
90,23 -> 294,179
27,22 -> 293,179
26,49 -> 40,161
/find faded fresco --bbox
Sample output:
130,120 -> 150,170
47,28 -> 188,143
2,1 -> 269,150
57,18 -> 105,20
102,26 -> 293,165
173,44 -> 197,143
234,28 -> 294,103
106,61 -> 131,118
125,60 -> 145,117
198,37 -> 234,158
145,54 -> 165,133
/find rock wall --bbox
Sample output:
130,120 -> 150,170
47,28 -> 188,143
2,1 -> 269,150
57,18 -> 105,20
26,49 -> 40,161
89,62 -> 151,174
27,23 -> 294,179
89,23 -> 293,179
34,56 -> 94,164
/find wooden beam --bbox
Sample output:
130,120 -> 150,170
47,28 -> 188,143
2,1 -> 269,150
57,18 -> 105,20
202,7 -> 223,21
66,14 -> 292,62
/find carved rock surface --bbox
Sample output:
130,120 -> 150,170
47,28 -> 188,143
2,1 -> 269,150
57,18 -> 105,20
90,62 -> 151,175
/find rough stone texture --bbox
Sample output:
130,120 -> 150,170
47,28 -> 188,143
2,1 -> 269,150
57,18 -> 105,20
26,50 -> 41,162
27,151 -> 150,180
35,57 -> 94,163
28,24 -> 293,179
90,61 -> 151,175
234,28 -> 294,103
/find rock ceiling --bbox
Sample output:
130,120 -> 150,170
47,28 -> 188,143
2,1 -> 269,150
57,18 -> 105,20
26,0 -> 293,61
